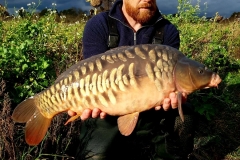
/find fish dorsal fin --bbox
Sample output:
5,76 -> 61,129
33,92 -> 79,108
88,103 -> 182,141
117,112 -> 139,136
177,92 -> 184,122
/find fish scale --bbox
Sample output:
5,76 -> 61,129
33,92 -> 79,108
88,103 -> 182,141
12,44 -> 221,146
46,45 -> 159,115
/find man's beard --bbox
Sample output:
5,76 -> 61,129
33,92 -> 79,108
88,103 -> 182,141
125,1 -> 157,24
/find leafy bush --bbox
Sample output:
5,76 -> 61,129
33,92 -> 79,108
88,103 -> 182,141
164,0 -> 240,120
0,10 -> 85,104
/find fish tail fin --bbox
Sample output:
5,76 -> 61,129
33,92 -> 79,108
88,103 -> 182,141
12,97 -> 52,146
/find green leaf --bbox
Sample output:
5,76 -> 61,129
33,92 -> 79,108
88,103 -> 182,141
42,61 -> 49,69
3,48 -> 7,54
38,72 -> 46,79
26,39 -> 34,45
22,64 -> 28,71
20,43 -> 26,50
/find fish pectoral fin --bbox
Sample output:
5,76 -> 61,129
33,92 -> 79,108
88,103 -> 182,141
117,112 -> 139,136
177,92 -> 184,122
65,113 -> 81,125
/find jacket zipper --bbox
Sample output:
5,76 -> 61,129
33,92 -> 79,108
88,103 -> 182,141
134,32 -> 136,45
109,15 -> 163,45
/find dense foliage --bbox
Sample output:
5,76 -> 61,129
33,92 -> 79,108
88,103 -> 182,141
0,10 -> 85,104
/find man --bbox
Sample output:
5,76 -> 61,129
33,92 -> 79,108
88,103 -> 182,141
69,0 -> 195,159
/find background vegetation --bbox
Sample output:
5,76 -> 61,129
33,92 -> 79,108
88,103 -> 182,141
0,0 -> 240,159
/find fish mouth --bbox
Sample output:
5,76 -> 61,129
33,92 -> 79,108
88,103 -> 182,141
205,73 -> 222,88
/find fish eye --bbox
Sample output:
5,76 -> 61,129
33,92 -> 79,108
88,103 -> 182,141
198,68 -> 204,74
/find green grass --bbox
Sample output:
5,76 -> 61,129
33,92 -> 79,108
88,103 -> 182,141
0,0 -> 240,159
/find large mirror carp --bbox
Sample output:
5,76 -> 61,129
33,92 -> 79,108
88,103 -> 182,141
12,44 -> 221,145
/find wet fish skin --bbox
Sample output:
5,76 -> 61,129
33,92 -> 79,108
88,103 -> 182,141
12,44 -> 221,145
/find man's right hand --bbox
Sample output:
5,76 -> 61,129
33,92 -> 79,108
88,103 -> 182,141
158,92 -> 187,111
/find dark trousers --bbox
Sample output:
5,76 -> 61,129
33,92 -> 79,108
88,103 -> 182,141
76,103 -> 195,160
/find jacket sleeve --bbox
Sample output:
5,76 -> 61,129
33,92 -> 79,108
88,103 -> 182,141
82,13 -> 109,59
163,23 -> 180,50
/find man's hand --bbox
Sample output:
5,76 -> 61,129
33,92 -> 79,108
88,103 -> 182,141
68,108 -> 107,121
67,92 -> 187,120
155,92 -> 187,111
